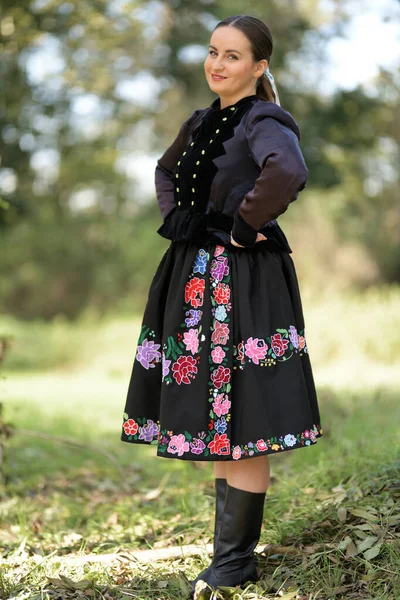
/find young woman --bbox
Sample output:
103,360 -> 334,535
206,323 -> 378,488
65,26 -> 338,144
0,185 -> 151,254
121,14 -> 323,597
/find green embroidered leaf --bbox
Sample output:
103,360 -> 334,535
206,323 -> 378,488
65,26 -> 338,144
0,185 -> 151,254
276,328 -> 287,335
180,322 -> 186,328
184,431 -> 192,441
204,449 -> 209,456
225,318 -> 230,322
150,440 -> 158,445
159,446 -> 167,453
138,326 -> 151,345
289,343 -> 293,350
198,325 -> 202,333
226,383 -> 231,392
271,353 -> 276,359
223,346 -> 229,351
267,348 -> 273,355
123,413 -> 129,420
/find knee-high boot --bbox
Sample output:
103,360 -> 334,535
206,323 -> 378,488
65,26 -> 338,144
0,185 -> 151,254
189,478 -> 227,588
189,482 -> 266,598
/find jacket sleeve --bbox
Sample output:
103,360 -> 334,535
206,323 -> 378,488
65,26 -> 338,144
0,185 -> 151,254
155,109 -> 205,221
231,105 -> 308,247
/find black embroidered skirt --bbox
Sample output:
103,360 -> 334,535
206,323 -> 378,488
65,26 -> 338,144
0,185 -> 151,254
120,240 -> 323,461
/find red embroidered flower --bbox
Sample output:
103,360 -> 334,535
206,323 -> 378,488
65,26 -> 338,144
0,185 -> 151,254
271,333 -> 289,357
185,277 -> 205,308
211,321 -> 230,345
256,439 -> 268,452
123,418 -> 138,436
208,420 -> 214,431
298,335 -> 306,349
208,433 -> 230,455
172,355 -> 198,384
211,365 -> 231,389
213,283 -> 230,304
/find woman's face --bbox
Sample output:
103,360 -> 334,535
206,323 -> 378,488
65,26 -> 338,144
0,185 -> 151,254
204,26 -> 267,104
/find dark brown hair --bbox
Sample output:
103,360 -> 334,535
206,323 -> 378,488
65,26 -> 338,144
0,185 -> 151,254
213,15 -> 276,103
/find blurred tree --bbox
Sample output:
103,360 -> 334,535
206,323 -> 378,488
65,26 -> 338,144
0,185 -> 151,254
0,0 -> 398,319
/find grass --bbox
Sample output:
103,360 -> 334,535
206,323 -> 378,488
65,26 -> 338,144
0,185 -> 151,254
0,287 -> 400,599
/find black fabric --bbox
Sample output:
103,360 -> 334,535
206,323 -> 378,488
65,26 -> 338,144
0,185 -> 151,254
231,211 -> 259,247
121,240 -> 323,461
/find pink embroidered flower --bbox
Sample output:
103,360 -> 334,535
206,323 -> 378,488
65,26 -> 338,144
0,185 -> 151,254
304,430 -> 310,438
244,337 -> 268,364
185,277 -> 205,308
309,429 -> 317,442
211,346 -> 226,364
214,245 -> 225,257
212,393 -> 231,417
167,433 -> 190,456
172,355 -> 198,384
256,439 -> 268,452
213,283 -> 230,305
211,365 -> 231,389
123,419 -> 138,436
208,433 -> 230,455
271,333 -> 289,357
183,328 -> 199,354
211,321 -> 229,345
232,445 -> 241,460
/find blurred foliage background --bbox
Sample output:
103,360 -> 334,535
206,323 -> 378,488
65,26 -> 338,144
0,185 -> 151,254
1,0 -> 399,321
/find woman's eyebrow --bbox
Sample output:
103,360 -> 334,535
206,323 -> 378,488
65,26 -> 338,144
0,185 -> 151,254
209,44 -> 242,55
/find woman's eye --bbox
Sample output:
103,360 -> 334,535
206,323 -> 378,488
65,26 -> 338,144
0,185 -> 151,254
208,51 -> 238,60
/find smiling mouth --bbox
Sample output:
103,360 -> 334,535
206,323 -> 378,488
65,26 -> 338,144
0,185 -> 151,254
212,74 -> 227,80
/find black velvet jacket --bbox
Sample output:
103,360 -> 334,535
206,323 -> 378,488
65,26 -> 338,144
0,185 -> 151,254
155,94 -> 308,251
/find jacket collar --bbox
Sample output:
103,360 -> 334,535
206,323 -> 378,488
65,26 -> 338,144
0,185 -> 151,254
209,94 -> 258,114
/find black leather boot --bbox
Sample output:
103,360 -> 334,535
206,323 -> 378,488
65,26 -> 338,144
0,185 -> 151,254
189,478 -> 227,588
189,483 -> 266,598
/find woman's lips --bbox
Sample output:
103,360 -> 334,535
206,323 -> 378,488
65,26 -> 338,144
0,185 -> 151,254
211,74 -> 227,81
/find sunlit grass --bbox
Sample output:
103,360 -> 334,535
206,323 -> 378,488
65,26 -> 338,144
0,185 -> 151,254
0,288 -> 399,599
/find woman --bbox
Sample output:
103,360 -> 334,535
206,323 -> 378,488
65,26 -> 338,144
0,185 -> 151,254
121,14 -> 323,597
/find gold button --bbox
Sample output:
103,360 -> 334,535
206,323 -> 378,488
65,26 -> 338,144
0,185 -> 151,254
183,151 -> 186,155
192,188 -> 195,192
215,129 -> 220,133
191,200 -> 195,205
176,187 -> 179,191
209,139 -> 213,143
230,107 -> 235,111
196,160 -> 200,165
222,117 -> 227,121
201,150 -> 205,154
193,174 -> 196,178
190,142 -> 194,146
175,173 -> 179,178
177,161 -> 181,165
178,201 -> 181,205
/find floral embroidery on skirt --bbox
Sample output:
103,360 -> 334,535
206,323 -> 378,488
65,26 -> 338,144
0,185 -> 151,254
121,241 -> 323,461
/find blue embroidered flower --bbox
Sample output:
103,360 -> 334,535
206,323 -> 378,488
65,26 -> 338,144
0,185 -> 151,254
215,305 -> 227,321
193,249 -> 208,274
215,417 -> 227,434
